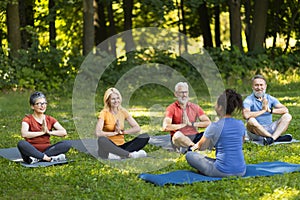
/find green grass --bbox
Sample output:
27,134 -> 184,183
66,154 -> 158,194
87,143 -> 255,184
0,82 -> 300,200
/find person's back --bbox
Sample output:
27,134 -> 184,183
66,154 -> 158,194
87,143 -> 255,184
186,89 -> 246,177
213,118 -> 245,174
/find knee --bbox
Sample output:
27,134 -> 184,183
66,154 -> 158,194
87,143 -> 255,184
17,140 -> 28,149
138,133 -> 150,140
282,113 -> 292,122
97,136 -> 109,145
172,131 -> 183,141
247,118 -> 258,126
63,140 -> 72,149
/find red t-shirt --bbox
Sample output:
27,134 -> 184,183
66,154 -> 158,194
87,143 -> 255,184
165,101 -> 205,136
22,114 -> 57,152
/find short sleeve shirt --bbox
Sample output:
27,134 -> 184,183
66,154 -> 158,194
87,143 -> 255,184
165,101 -> 205,136
243,93 -> 280,125
22,114 -> 57,152
204,118 -> 246,174
98,108 -> 130,145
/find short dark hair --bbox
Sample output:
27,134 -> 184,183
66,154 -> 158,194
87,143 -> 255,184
251,74 -> 267,84
29,91 -> 46,105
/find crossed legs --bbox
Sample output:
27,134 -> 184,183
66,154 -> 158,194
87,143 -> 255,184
246,113 -> 292,140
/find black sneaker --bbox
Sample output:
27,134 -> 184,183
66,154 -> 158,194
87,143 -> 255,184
275,134 -> 293,142
263,137 -> 274,145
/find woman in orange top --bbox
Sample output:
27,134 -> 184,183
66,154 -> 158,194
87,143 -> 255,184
95,88 -> 149,159
17,92 -> 71,164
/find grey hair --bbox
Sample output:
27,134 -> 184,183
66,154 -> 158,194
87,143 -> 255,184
175,82 -> 189,92
29,91 -> 46,105
251,74 -> 267,84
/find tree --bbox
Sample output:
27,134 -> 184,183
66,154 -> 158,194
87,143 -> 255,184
123,0 -> 134,52
228,0 -> 243,51
107,0 -> 116,56
6,1 -> 21,57
83,0 -> 94,55
197,2 -> 213,48
49,0 -> 56,48
214,4 -> 221,47
248,0 -> 268,52
283,0 -> 300,53
95,0 -> 108,49
18,0 -> 34,49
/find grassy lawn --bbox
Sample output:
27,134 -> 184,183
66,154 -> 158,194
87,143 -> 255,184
0,82 -> 300,200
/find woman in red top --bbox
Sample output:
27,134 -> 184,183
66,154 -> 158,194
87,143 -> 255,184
17,92 -> 71,164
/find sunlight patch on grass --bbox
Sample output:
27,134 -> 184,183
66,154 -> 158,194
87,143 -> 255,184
98,149 -> 179,173
261,186 -> 300,200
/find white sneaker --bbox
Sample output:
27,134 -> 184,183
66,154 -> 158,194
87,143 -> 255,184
51,154 -> 66,162
108,153 -> 121,160
130,150 -> 147,158
29,156 -> 39,164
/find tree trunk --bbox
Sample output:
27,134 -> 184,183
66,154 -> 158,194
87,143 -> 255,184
249,0 -> 268,53
228,0 -> 243,52
18,0 -> 34,49
283,0 -> 300,53
83,0 -> 95,56
95,0 -> 107,49
180,0 -> 187,52
214,4 -> 221,47
107,1 -> 116,56
244,0 -> 251,50
198,2 -> 213,48
123,0 -> 134,52
7,1 -> 21,58
49,0 -> 56,48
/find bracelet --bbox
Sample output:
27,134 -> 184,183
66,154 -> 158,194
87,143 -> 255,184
270,108 -> 273,114
191,122 -> 194,127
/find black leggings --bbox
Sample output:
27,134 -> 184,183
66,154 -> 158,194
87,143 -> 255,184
97,133 -> 150,159
17,140 -> 72,164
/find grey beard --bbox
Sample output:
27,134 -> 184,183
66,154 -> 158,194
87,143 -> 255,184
253,90 -> 265,98
178,97 -> 189,105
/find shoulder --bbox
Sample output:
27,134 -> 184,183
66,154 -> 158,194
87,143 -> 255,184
188,102 -> 201,109
266,94 -> 279,102
45,115 -> 57,123
243,94 -> 255,105
120,107 -> 130,117
22,114 -> 32,123
98,109 -> 109,118
166,101 -> 179,110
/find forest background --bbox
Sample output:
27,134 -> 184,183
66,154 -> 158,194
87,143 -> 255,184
0,0 -> 300,94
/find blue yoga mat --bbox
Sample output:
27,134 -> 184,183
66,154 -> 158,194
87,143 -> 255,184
139,161 -> 300,186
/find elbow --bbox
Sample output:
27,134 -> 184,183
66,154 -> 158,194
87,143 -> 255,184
136,125 -> 141,133
61,129 -> 67,137
242,113 -> 249,120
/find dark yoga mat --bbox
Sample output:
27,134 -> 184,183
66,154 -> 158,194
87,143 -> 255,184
0,147 -> 70,167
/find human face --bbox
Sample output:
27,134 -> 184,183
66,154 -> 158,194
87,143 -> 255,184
252,78 -> 267,98
31,98 -> 47,114
175,86 -> 189,105
109,93 -> 121,109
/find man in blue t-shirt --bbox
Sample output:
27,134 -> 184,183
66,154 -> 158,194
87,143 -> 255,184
243,75 -> 292,145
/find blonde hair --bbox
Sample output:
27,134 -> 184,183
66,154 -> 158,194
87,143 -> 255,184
103,87 -> 123,110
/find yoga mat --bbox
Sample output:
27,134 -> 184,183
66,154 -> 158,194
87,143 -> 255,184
139,161 -> 300,186
149,134 -> 299,148
149,134 -> 173,151
69,139 -> 98,157
0,147 -> 71,168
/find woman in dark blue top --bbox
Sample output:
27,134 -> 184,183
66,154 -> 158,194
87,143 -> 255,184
186,89 -> 246,177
